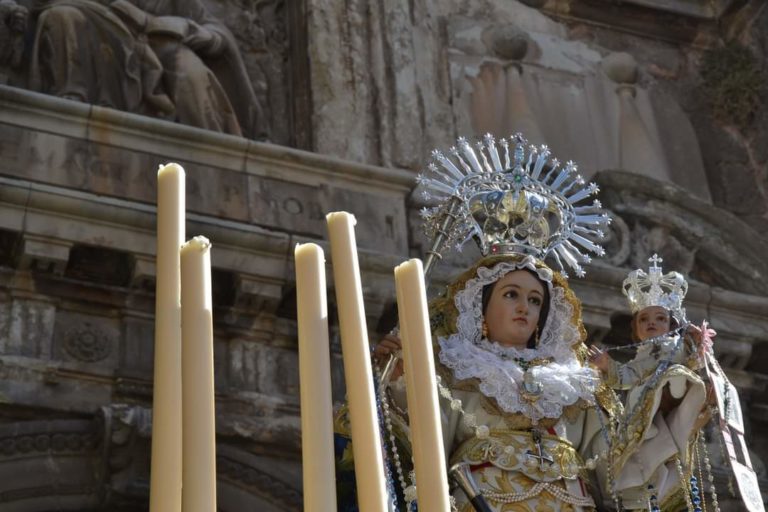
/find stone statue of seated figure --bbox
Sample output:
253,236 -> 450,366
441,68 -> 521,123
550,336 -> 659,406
0,0 -> 28,72
26,0 -> 267,139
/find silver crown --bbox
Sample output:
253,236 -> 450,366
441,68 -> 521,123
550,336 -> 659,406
622,254 -> 688,321
418,133 -> 610,277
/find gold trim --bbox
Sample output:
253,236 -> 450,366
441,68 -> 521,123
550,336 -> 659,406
450,429 -> 589,483
612,365 -> 701,472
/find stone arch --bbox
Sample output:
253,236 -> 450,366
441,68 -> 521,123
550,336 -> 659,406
0,418 -> 102,511
217,444 -> 302,512
0,413 -> 303,512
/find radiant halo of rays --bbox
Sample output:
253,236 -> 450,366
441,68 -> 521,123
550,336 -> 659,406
418,133 -> 611,277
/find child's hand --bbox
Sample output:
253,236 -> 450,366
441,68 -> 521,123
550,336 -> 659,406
686,324 -> 703,345
689,321 -> 716,358
587,346 -> 611,373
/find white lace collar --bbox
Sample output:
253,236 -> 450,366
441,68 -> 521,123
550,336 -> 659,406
438,257 -> 598,421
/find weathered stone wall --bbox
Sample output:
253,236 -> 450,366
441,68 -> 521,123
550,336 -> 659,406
564,3 -> 768,237
0,85 -> 412,510
307,0 -> 768,234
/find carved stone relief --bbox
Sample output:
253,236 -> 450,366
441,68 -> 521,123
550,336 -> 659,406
95,405 -> 303,511
217,453 -> 302,512
628,223 -> 696,275
63,325 -> 111,362
600,210 -> 631,268
5,298 -> 56,358
0,418 -> 101,509
228,338 -> 260,392
98,404 -> 152,508
0,0 -> 27,74
0,0 -> 297,143
216,444 -> 302,512
54,312 -> 119,366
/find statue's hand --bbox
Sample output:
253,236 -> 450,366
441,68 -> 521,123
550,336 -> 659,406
691,321 -> 716,359
146,15 -> 189,40
184,21 -> 225,55
374,334 -> 404,380
374,333 -> 401,359
587,346 -> 611,373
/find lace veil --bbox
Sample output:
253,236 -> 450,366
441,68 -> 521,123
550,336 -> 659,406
437,255 -> 598,422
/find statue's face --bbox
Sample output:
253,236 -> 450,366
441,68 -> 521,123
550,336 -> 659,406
634,306 -> 671,341
484,270 -> 544,348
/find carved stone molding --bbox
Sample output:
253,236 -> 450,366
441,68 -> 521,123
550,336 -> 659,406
610,0 -> 742,19
98,404 -> 152,509
217,453 -> 302,511
130,254 -> 156,290
235,273 -> 283,314
538,0 -> 765,45
0,429 -> 96,458
0,418 -> 101,509
596,170 -> 768,295
95,405 -> 303,510
601,209 -> 631,268
19,234 -> 71,275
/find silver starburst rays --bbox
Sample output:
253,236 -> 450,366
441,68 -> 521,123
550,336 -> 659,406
418,133 -> 610,277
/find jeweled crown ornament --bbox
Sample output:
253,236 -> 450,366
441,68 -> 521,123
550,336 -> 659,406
418,133 -> 610,277
622,254 -> 688,321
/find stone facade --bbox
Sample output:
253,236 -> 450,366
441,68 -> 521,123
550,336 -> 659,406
0,0 -> 766,510
0,83 -> 413,510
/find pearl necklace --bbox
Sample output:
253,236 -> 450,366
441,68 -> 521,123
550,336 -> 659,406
374,361 -> 413,506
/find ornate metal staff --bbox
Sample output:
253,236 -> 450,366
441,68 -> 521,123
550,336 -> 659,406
378,196 -> 461,388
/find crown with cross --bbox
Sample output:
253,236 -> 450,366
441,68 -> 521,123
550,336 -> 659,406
417,133 -> 611,278
622,254 -> 688,321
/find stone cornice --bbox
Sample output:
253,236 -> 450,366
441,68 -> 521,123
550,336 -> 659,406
536,0 -> 764,46
0,174 -> 404,290
0,85 -> 415,193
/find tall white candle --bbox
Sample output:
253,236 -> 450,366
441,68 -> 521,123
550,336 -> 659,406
181,236 -> 217,512
326,212 -> 388,512
151,163 -> 184,512
394,259 -> 450,511
295,243 -> 337,512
